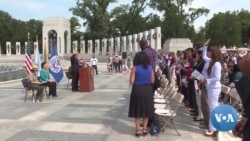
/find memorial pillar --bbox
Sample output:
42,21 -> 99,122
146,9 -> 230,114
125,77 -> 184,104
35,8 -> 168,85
6,42 -> 11,56
87,40 -> 92,54
132,34 -> 137,52
73,40 -> 78,52
144,31 -> 149,40
121,36 -> 126,52
16,42 -> 21,55
127,35 -> 132,55
95,39 -> 99,55
0,44 -> 1,56
102,38 -> 107,55
149,29 -> 155,49
137,32 -> 143,51
34,42 -> 38,55
115,37 -> 120,54
80,40 -> 85,54
155,27 -> 162,50
110,38 -> 114,54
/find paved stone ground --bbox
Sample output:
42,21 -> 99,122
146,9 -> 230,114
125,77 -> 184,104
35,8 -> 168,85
0,63 -> 241,141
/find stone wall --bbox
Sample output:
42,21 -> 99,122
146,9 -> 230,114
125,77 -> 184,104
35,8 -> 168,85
163,38 -> 193,52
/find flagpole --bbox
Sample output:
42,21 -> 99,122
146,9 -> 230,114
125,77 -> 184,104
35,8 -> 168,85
24,32 -> 30,76
44,38 -> 48,63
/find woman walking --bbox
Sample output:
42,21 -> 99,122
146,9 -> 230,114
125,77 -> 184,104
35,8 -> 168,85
201,38 -> 222,137
128,52 -> 155,137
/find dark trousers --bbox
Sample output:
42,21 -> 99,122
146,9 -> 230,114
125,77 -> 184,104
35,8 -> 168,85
115,62 -> 121,73
71,71 -> 79,91
176,74 -> 182,92
188,79 -> 197,109
28,83 -> 44,98
43,81 -> 57,96
119,60 -> 123,70
201,84 -> 209,128
92,65 -> 98,75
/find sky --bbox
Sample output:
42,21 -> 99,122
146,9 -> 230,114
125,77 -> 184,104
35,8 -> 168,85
0,0 -> 250,31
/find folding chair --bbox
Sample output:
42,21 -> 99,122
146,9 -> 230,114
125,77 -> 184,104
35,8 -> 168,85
154,88 -> 177,109
21,79 -> 36,102
155,93 -> 184,136
228,89 -> 242,108
221,85 -> 231,103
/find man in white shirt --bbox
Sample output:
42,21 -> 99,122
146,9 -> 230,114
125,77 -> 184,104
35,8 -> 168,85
90,55 -> 98,75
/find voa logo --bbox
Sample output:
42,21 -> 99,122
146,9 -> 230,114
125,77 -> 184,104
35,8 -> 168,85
214,113 -> 235,123
211,104 -> 238,131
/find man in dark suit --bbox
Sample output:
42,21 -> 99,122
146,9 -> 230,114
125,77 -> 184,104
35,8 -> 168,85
70,52 -> 79,92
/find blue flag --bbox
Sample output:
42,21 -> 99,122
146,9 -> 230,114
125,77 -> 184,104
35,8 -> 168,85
49,44 -> 63,83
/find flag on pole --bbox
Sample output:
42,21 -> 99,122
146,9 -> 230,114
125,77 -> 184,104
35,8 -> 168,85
25,40 -> 32,74
35,45 -> 41,76
49,43 -> 63,83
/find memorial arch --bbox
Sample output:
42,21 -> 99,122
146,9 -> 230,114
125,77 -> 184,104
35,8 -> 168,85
42,17 -> 71,57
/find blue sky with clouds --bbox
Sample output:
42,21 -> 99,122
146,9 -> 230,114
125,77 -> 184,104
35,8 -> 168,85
0,0 -> 250,30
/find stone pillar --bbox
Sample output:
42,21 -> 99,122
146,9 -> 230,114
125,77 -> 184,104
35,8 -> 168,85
132,34 -> 137,52
95,39 -> 99,55
137,32 -> 143,51
34,42 -> 38,55
0,44 -> 1,56
127,35 -> 132,55
144,31 -> 149,40
155,27 -> 162,50
146,30 -> 151,42
16,42 -> 21,55
102,38 -> 107,55
115,37 -> 120,54
58,36 -> 62,56
149,29 -> 155,49
80,40 -> 85,54
109,38 -> 114,54
121,36 -> 126,52
73,40 -> 78,52
6,42 -> 11,56
87,40 -> 92,54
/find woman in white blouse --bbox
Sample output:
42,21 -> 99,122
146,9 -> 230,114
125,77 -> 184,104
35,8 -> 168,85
201,38 -> 222,137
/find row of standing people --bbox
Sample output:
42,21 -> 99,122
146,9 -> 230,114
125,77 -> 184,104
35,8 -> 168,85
106,54 -> 133,75
158,38 -> 250,140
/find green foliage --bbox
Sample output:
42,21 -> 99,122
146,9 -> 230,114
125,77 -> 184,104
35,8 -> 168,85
206,12 -> 242,46
0,10 -> 42,54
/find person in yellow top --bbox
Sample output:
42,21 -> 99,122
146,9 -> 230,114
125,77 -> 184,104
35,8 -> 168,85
39,62 -> 57,97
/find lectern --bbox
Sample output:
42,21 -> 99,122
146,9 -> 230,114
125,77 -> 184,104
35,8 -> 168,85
79,67 -> 94,92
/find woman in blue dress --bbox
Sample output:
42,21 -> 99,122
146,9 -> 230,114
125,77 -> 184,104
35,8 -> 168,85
128,52 -> 155,137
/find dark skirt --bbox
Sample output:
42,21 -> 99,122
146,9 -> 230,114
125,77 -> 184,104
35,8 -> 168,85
128,84 -> 154,118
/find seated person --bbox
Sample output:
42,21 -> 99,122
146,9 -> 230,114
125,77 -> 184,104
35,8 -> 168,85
28,64 -> 44,102
39,62 -> 57,97
79,59 -> 89,68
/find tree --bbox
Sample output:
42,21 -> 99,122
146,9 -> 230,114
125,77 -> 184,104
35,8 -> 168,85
70,0 -> 117,39
206,12 -> 241,46
149,0 -> 209,44
109,0 -> 151,36
0,10 -> 13,54
237,9 -> 250,47
70,17 -> 83,42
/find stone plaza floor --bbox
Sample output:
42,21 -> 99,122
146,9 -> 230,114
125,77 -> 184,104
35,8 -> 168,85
0,64 -> 242,141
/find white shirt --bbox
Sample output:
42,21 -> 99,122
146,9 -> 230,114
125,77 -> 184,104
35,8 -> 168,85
231,56 -> 237,64
202,46 -> 222,89
90,58 -> 98,65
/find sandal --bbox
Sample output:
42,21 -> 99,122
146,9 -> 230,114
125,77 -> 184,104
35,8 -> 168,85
135,130 -> 141,138
143,129 -> 148,136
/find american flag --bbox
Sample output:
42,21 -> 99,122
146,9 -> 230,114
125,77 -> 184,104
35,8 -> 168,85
25,41 -> 32,74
